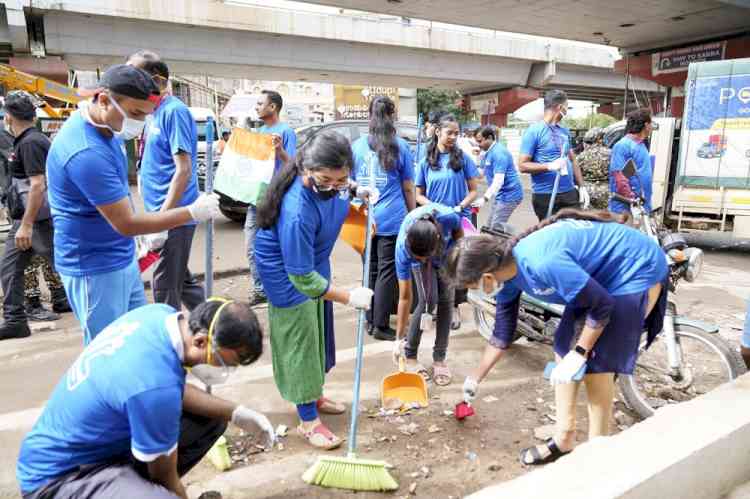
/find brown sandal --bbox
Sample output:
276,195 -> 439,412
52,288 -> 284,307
297,422 -> 343,450
317,396 -> 346,415
432,364 -> 453,386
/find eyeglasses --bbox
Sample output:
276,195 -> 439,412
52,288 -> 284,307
310,174 -> 351,192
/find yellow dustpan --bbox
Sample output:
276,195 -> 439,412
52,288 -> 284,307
381,355 -> 429,409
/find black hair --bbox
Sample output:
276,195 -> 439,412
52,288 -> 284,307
406,213 -> 444,258
544,89 -> 568,110
4,91 -> 36,121
428,110 -> 446,124
475,125 -> 496,141
262,90 -> 283,113
126,49 -> 160,64
626,108 -> 652,135
256,130 -> 353,229
188,300 -> 263,366
443,208 -> 628,288
222,131 -> 230,139
427,113 -> 464,172
368,95 -> 399,172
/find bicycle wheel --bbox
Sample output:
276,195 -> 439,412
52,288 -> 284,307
618,324 -> 746,419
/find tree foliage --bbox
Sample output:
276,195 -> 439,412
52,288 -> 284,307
560,113 -> 617,130
416,89 -> 472,123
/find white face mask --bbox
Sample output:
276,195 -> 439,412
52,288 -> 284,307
477,273 -> 503,300
80,95 -> 145,140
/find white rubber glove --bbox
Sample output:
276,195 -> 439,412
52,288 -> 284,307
355,185 -> 380,205
453,205 -> 463,213
463,376 -> 478,403
347,287 -> 374,310
145,231 -> 168,251
546,157 -> 568,176
188,193 -> 221,222
577,186 -> 591,210
231,405 -> 276,447
550,351 -> 587,385
471,196 -> 487,209
392,337 -> 406,365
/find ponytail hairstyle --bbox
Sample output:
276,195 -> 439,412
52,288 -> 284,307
256,130 -> 353,229
406,212 -> 444,259
188,299 -> 264,366
368,95 -> 399,172
443,208 -> 628,288
427,113 -> 464,172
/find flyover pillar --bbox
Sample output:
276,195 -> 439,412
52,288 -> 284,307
468,87 -> 539,128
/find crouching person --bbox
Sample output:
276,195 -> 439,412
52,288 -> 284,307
17,299 -> 274,499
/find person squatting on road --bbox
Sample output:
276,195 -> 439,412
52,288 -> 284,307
245,90 -> 297,306
254,130 -> 373,450
133,57 -> 206,311
448,209 -> 668,465
351,95 -> 416,342
576,127 -> 611,211
393,204 -> 463,386
609,108 -> 655,214
415,113 -> 480,330
472,125 -> 524,228
519,89 -> 588,220
45,64 -> 221,344
0,91 -> 65,340
16,299 -> 273,499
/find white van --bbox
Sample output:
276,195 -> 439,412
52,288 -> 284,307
188,107 -> 220,191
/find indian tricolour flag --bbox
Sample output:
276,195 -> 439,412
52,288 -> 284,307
213,127 -> 275,205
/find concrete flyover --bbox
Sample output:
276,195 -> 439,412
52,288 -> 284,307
5,0 -> 659,98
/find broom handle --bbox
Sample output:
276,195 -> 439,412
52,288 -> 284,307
546,169 -> 560,219
204,117 -> 215,395
347,198 -> 374,458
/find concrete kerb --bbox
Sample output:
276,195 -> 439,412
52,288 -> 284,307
468,373 -> 750,499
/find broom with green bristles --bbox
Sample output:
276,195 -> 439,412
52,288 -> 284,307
302,186 -> 399,492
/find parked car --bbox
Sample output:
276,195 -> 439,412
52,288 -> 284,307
213,120 -> 420,223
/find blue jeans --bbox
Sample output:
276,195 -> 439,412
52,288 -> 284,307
742,299 -> 750,348
243,204 -> 265,295
61,260 -> 148,345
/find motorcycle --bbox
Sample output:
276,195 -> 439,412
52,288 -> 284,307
468,199 -> 745,419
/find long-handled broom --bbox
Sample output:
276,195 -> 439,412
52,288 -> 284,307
302,194 -> 399,492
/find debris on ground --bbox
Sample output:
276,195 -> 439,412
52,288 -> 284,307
488,462 -> 502,472
482,395 -> 499,403
409,482 -> 418,494
398,423 -> 420,436
275,424 -> 288,438
383,398 -> 403,411
420,466 -> 431,478
427,424 -> 441,433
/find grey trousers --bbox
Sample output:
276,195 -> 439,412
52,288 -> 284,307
405,262 -> 454,362
22,412 -> 226,499
152,225 -> 204,311
1,219 -> 55,325
243,204 -> 264,295
488,199 -> 521,229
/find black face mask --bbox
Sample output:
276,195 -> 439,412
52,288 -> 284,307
309,176 -> 347,201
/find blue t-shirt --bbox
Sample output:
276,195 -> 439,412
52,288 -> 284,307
415,151 -> 479,218
519,121 -> 575,194
496,220 -> 668,307
259,122 -> 297,175
17,304 -> 185,493
395,204 -> 462,281
481,142 -> 524,203
608,135 -> 653,214
254,177 -> 350,308
46,112 -> 135,277
351,136 -> 415,236
140,96 -> 199,222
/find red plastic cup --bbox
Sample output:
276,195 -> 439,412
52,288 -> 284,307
454,401 -> 475,420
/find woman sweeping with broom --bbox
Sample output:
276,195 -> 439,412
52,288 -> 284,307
254,131 -> 374,450
444,209 -> 668,465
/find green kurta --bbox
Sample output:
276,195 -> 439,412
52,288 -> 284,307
268,298 -> 326,404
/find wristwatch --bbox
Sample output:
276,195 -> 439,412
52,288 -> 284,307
574,345 -> 589,357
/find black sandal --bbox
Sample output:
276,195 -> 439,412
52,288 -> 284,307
518,438 -> 570,466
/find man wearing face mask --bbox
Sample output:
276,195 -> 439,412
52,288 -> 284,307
0,91 -> 57,340
17,299 -> 274,499
519,90 -> 587,220
45,65 -> 221,345
132,58 -> 205,311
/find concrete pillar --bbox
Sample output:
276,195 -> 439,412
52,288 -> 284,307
469,87 -> 539,128
3,0 -> 28,52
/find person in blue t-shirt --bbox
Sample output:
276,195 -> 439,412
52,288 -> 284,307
46,65 -> 221,345
351,96 -> 416,342
519,90 -> 587,221
17,299 -> 273,499
415,113 -> 480,330
445,209 -> 668,466
135,57 -> 204,311
254,130 -> 373,450
609,108 -> 655,214
472,125 -> 524,228
245,90 -> 298,306
393,204 -> 463,386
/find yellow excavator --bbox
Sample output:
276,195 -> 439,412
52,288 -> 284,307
0,63 -> 81,118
